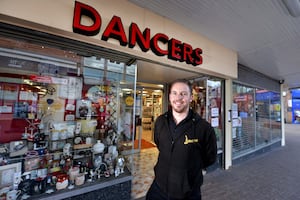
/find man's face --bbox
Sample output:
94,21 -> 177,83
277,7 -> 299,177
169,82 -> 192,114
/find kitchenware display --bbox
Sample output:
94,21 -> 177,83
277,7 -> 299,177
87,86 -> 102,103
59,131 -> 67,140
75,173 -> 85,186
24,151 -> 40,171
108,145 -> 118,159
30,177 -> 47,195
93,140 -> 105,154
85,137 -> 92,144
51,131 -> 59,141
56,174 -> 68,190
63,143 -> 71,156
93,155 -> 102,168
74,136 -> 82,144
68,167 -> 80,183
6,189 -> 21,200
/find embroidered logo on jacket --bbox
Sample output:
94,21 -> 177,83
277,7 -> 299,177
184,135 -> 198,144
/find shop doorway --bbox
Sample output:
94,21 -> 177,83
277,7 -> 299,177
134,78 -> 224,157
134,84 -> 163,150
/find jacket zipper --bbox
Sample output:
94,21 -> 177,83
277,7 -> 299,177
171,140 -> 175,152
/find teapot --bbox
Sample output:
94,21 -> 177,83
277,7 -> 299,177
93,140 -> 105,154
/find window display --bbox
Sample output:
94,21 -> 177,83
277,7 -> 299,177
0,36 -> 136,199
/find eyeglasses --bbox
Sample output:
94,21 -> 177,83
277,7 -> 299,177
170,91 -> 189,97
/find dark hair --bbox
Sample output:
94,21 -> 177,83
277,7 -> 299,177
168,79 -> 192,94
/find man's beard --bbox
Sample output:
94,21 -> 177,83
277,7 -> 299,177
172,103 -> 189,113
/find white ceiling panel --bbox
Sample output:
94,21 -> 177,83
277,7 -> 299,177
129,0 -> 300,89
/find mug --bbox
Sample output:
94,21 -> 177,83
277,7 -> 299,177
69,167 -> 80,182
6,190 -> 21,200
75,173 -> 85,186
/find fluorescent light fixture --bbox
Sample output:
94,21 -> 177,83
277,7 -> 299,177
0,47 -> 77,69
282,0 -> 300,17
122,88 -> 132,91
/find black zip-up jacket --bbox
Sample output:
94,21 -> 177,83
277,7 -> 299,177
153,110 -> 217,199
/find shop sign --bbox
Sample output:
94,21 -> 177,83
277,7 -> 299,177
72,1 -> 203,66
234,95 -> 248,102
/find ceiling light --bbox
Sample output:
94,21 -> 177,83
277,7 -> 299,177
122,88 -> 132,91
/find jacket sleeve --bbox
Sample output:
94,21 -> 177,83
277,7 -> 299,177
202,125 -> 217,168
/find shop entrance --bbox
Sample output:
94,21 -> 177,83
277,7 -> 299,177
134,84 -> 163,150
134,61 -> 224,168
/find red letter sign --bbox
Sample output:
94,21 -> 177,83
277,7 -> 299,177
168,38 -> 182,61
150,33 -> 169,56
102,16 -> 128,46
72,2 -> 203,66
129,23 -> 150,52
182,43 -> 194,64
73,1 -> 101,36
192,48 -> 203,66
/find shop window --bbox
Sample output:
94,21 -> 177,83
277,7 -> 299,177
0,36 -> 136,198
232,83 -> 281,159
232,84 -> 256,157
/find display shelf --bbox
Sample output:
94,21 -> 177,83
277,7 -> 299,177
30,168 -> 132,200
73,144 -> 93,150
142,117 -> 152,130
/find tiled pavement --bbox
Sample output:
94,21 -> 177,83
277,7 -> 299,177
129,147 -> 158,199
133,124 -> 300,200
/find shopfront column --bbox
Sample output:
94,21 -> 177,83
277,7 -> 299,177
281,83 -> 286,146
224,79 -> 233,169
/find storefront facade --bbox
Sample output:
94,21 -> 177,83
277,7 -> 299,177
1,0 -> 239,199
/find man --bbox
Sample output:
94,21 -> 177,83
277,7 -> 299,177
146,79 -> 217,200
